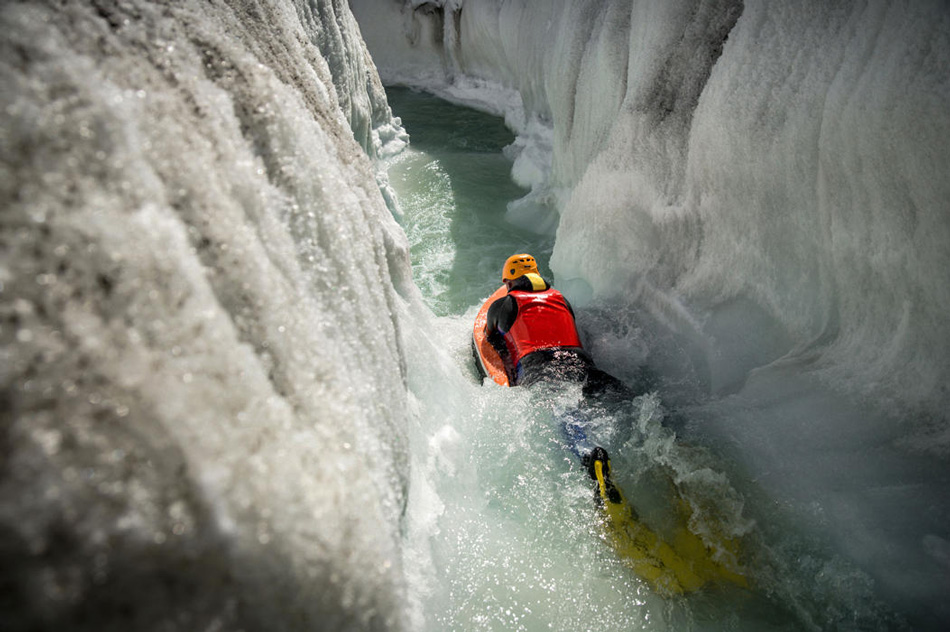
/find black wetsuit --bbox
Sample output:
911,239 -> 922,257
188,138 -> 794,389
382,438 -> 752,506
485,276 -> 630,400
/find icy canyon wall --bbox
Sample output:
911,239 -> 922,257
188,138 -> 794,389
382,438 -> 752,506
1,1 -> 415,630
352,0 -> 950,442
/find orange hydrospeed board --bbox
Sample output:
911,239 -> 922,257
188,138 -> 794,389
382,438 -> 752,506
472,285 -> 510,387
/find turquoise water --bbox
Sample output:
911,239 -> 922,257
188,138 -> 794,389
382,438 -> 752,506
385,88 -> 903,632
384,87 -> 551,315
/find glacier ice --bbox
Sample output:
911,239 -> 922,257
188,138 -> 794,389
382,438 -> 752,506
0,0 -> 420,629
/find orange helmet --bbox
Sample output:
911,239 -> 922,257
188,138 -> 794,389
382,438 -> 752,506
502,254 -> 539,281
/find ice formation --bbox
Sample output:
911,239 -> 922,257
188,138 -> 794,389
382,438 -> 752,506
1,0 -> 417,629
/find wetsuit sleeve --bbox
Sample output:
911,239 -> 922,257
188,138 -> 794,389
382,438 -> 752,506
485,295 -> 518,335
485,295 -> 518,379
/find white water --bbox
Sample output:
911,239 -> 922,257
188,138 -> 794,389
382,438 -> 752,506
2,0 -> 949,630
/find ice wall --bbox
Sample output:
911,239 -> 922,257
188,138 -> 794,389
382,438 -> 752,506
560,0 -> 950,428
353,0 -> 950,443
1,1 -> 416,630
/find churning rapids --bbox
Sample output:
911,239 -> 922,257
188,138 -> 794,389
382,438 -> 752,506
2,1 -> 949,631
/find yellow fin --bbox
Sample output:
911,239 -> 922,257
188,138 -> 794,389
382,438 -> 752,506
593,458 -> 749,594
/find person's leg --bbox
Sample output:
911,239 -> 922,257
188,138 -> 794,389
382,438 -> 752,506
582,367 -> 633,402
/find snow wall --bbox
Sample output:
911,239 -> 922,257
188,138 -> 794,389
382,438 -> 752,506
1,1 -> 422,630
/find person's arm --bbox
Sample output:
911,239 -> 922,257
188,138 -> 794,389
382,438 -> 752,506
485,295 -> 516,334
485,296 -> 518,380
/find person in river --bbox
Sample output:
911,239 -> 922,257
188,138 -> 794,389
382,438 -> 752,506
481,257 -> 749,592
484,253 -> 630,401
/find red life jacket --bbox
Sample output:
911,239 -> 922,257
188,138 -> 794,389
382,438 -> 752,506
503,287 -> 582,365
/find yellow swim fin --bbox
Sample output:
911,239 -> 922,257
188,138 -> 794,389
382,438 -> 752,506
669,495 -> 749,589
588,448 -> 748,594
